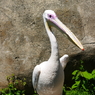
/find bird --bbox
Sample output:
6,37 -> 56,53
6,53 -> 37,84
32,10 -> 84,95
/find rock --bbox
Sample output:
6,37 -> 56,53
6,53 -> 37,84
0,0 -> 95,94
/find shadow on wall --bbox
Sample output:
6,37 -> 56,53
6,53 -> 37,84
17,73 -> 34,95
64,48 -> 95,87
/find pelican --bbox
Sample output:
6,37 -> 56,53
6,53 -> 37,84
32,10 -> 84,95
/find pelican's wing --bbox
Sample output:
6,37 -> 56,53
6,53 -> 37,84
60,54 -> 69,70
32,65 -> 41,90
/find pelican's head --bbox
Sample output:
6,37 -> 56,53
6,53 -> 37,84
43,10 -> 84,50
43,10 -> 57,20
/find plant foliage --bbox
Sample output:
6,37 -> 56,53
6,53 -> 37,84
0,74 -> 26,95
71,61 -> 95,94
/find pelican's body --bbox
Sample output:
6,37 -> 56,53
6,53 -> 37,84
35,60 -> 64,95
32,10 -> 84,95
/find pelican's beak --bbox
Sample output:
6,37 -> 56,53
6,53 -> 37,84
50,18 -> 84,50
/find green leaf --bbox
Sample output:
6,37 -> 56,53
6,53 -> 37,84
92,70 -> 95,74
80,60 -> 84,64
82,71 -> 92,79
71,84 -> 78,89
23,82 -> 26,86
72,70 -> 79,75
71,81 -> 80,89
92,70 -> 95,78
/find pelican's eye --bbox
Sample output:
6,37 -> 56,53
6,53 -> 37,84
49,15 -> 52,18
48,14 -> 57,19
48,14 -> 52,18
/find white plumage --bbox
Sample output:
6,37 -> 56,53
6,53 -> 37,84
32,10 -> 84,95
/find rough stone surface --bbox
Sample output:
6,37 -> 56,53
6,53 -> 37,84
0,0 -> 95,94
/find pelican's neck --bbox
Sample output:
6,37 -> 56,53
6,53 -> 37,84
43,18 -> 59,61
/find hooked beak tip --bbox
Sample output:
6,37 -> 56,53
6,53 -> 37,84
82,48 -> 84,51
